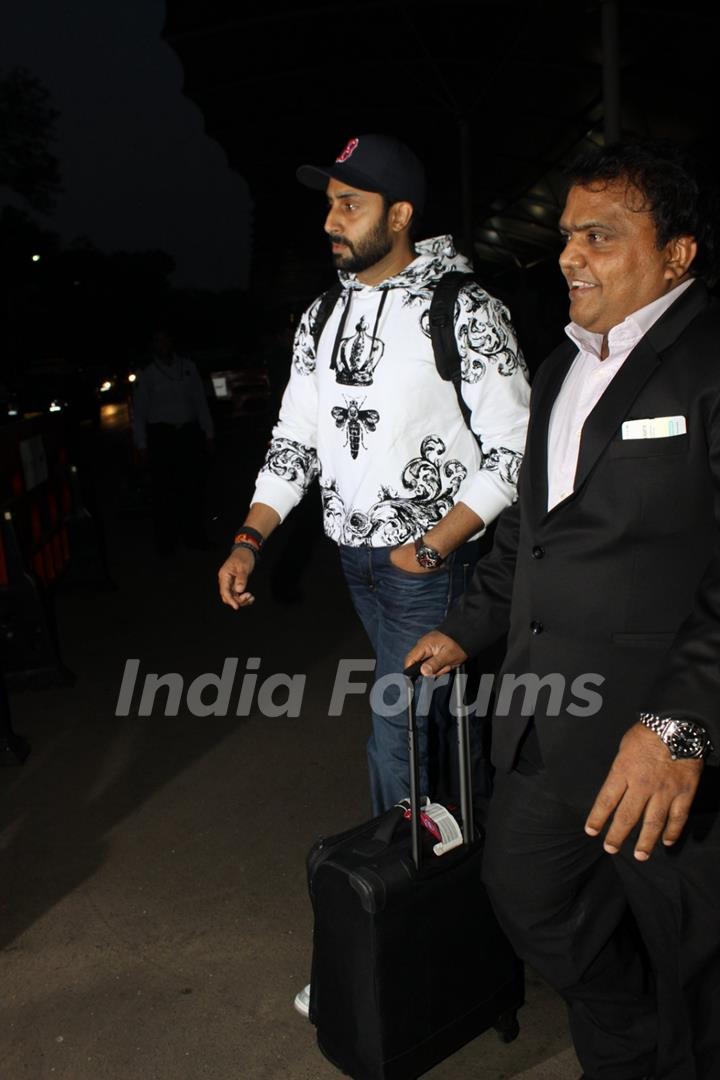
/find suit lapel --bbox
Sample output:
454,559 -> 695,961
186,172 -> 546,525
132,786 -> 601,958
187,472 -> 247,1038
525,341 -> 576,524
573,281 -> 708,497
535,280 -> 710,519
572,337 -> 660,493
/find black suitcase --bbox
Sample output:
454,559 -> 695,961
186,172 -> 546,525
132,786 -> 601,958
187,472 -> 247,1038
306,666 -> 524,1079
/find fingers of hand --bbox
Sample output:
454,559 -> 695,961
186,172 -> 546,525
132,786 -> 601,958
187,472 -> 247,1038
406,634 -> 467,676
391,543 -> 425,573
218,565 -> 251,608
218,581 -> 238,607
419,658 -> 444,676
422,662 -> 454,677
420,635 -> 467,677
403,642 -> 428,669
634,788 -> 694,859
585,774 -> 628,839
405,634 -> 445,674
661,799 -> 692,847
601,789 -> 651,855
220,590 -> 254,608
420,655 -> 457,676
403,635 -> 425,660
586,757 -> 701,859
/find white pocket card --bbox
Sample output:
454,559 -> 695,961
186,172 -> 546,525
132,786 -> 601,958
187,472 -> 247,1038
621,415 -> 687,440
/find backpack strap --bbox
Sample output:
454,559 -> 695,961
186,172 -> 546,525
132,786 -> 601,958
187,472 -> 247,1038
428,270 -> 480,443
311,281 -> 344,353
428,270 -> 469,381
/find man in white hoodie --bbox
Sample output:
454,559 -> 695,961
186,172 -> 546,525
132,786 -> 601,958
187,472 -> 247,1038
218,134 -> 530,816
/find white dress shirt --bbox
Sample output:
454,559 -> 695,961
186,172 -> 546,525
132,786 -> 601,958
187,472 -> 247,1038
132,353 -> 214,451
546,280 -> 693,511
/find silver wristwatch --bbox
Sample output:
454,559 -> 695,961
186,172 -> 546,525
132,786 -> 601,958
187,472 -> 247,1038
639,712 -> 712,760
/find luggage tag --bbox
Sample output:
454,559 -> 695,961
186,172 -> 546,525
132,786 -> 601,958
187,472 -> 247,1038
401,798 -> 464,856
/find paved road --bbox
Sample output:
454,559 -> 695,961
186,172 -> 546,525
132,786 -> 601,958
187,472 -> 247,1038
2,419 -> 579,1079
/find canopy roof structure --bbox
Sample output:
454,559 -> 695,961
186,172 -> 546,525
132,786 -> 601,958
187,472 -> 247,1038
164,0 -> 719,284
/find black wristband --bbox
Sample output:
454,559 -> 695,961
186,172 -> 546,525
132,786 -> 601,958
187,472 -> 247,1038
234,525 -> 264,547
231,541 -> 259,561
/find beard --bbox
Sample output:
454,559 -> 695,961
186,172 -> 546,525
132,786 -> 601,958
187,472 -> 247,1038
329,213 -> 393,273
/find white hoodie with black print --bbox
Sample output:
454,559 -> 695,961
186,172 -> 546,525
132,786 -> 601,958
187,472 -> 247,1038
252,236 -> 531,547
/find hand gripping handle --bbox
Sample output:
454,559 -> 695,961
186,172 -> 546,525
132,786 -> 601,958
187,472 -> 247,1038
402,661 -> 473,871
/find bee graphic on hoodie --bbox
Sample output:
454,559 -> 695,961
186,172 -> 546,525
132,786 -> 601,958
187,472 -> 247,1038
331,398 -> 380,459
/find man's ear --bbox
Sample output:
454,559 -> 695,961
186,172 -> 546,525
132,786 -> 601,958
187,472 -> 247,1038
389,200 -> 414,233
665,234 -> 698,281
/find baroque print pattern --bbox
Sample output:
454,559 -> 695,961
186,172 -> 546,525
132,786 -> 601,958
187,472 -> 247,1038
293,296 -> 324,375
321,435 -> 467,546
260,437 -> 319,493
481,446 -> 523,487
420,286 -> 524,382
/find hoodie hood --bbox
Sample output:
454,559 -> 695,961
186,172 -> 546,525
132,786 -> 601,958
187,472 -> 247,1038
338,235 -> 473,294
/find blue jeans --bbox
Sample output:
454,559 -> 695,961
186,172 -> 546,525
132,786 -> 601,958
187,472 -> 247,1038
339,542 -> 487,815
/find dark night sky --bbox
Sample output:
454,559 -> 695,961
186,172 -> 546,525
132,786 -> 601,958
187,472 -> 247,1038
1,1 -> 251,290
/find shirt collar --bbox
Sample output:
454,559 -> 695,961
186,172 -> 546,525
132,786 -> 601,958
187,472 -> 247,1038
564,278 -> 694,359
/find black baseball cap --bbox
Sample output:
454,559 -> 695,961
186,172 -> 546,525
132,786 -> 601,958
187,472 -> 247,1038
297,134 -> 426,214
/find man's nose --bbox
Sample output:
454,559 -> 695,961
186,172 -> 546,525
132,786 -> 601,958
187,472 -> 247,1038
324,204 -> 342,235
560,235 -> 585,271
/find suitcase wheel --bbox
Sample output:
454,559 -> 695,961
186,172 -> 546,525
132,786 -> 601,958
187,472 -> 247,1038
493,1008 -> 520,1044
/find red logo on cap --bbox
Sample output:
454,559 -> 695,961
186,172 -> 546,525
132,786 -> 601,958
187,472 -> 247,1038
336,137 -> 359,164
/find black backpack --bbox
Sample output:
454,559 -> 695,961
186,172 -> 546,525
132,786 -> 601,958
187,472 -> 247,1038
310,270 -> 478,438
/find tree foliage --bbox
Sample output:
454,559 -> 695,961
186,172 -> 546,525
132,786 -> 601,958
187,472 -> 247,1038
0,67 -> 62,212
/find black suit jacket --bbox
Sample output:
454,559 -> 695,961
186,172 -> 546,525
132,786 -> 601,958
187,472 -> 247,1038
442,280 -> 720,808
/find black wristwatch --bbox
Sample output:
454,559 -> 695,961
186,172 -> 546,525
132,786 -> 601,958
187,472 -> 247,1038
414,537 -> 445,570
639,712 -> 712,760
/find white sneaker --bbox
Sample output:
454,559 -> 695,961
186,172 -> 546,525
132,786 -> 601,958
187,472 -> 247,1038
293,983 -> 311,1018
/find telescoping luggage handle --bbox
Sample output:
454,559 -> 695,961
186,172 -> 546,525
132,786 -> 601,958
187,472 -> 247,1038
402,661 -> 474,872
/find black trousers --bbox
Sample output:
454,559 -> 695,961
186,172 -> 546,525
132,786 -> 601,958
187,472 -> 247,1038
147,422 -> 207,552
482,766 -> 720,1080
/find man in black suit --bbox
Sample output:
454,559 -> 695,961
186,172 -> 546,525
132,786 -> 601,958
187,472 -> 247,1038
406,141 -> 720,1080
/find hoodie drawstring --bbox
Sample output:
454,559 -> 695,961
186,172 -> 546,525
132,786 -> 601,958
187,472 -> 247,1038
368,289 -> 388,361
329,289 -> 353,375
329,288 -> 389,375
